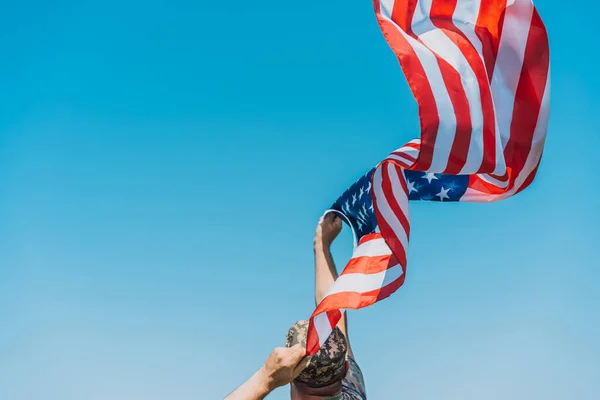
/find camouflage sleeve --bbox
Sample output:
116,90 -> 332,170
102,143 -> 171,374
340,356 -> 367,399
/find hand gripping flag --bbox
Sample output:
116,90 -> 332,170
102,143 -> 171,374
306,0 -> 550,355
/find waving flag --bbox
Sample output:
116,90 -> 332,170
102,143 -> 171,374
306,0 -> 550,355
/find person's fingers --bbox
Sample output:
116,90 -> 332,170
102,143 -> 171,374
316,217 -> 323,233
327,213 -> 339,224
289,344 -> 306,360
293,356 -> 312,377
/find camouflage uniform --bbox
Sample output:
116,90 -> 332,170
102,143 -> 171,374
286,320 -> 366,399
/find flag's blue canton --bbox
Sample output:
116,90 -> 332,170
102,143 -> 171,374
331,168 -> 377,240
332,169 -> 470,240
403,170 -> 469,202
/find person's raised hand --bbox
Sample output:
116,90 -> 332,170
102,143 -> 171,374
315,213 -> 342,249
259,345 -> 311,392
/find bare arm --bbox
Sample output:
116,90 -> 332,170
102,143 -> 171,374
314,241 -> 338,305
313,214 -> 353,357
225,346 -> 310,400
225,369 -> 271,400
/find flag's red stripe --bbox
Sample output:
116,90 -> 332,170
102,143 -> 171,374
326,309 -> 342,330
430,0 -> 497,174
436,58 -> 473,173
306,309 -> 343,355
387,155 -> 417,169
343,253 -> 399,275
503,8 -> 549,191
389,152 -> 417,163
307,272 -> 406,355
357,233 -> 383,244
312,273 -> 406,315
390,0 -> 418,31
515,157 -> 541,194
372,163 -> 410,266
392,0 -> 475,173
306,318 -> 320,355
404,142 -> 421,150
429,0 -> 473,174
388,164 -> 411,236
468,174 -> 509,195
379,165 -> 410,262
475,0 -> 507,81
488,171 -> 509,181
375,266 -> 406,301
376,0 -> 439,171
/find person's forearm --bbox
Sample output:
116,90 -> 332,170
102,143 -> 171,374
225,368 -> 271,400
314,241 -> 338,305
313,215 -> 353,356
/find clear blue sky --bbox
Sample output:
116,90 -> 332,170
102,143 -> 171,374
1,1 -> 599,399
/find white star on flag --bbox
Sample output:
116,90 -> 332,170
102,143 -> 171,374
436,187 -> 450,201
357,219 -> 364,231
422,172 -> 438,184
406,179 -> 417,194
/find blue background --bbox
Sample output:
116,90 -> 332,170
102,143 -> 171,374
1,1 -> 599,399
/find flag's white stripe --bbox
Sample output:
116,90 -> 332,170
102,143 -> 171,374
491,0 -> 534,150
325,264 -> 403,297
313,312 -> 333,346
462,71 -> 550,202
379,0 -> 457,173
390,150 -> 418,160
387,141 -> 421,167
504,69 -> 550,196
476,173 -> 509,188
453,0 -> 506,176
386,162 -> 410,215
387,153 -> 415,168
452,0 -> 485,63
491,115 -> 507,175
491,123 -> 507,174
451,0 -> 494,176
393,145 -> 420,157
461,186 -> 493,202
412,0 -> 485,174
387,144 -> 420,167
352,237 -> 392,258
379,0 -> 395,17
373,164 -> 410,251
462,47 -> 550,202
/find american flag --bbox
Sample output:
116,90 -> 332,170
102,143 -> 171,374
306,0 -> 550,355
